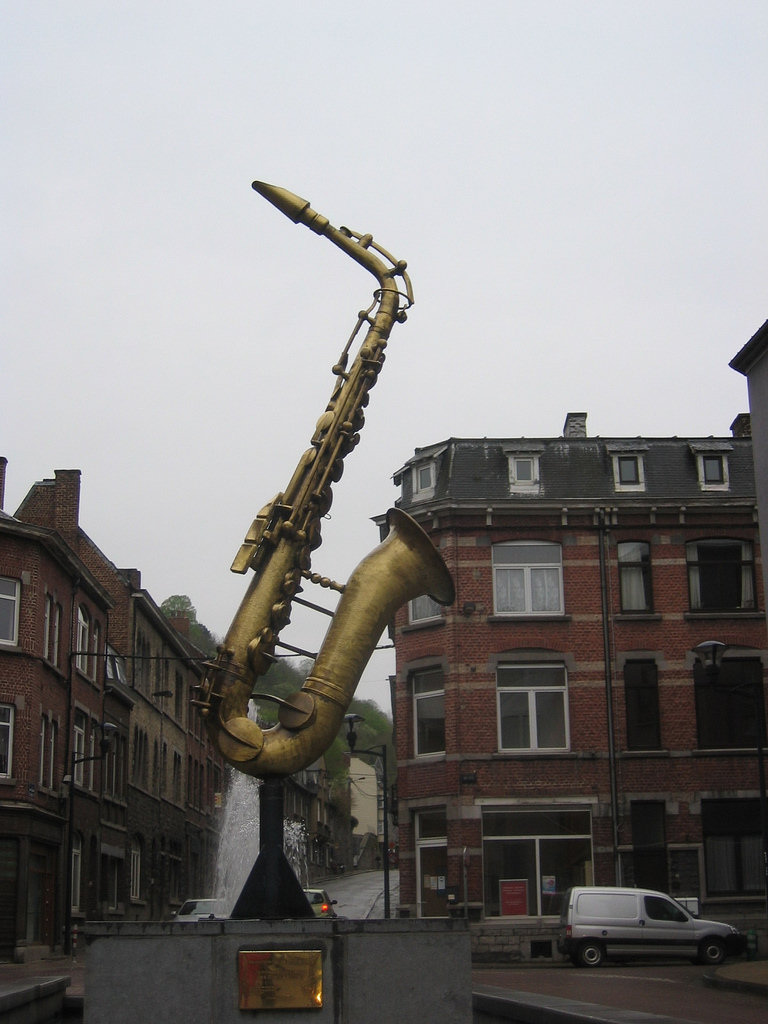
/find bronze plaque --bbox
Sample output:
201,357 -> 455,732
238,949 -> 323,1010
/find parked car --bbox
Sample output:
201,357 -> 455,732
557,886 -> 746,967
303,888 -> 338,918
172,898 -> 222,921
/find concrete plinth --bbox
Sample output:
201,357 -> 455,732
85,918 -> 472,1024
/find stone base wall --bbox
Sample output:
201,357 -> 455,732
85,918 -> 472,1024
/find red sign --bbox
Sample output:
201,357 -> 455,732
499,879 -> 528,916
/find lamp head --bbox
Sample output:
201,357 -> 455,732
693,640 -> 728,678
344,713 -> 364,751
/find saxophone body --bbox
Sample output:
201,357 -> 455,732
195,183 -> 454,778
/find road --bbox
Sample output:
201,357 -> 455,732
320,869 -> 400,919
319,872 -> 764,1022
473,961 -> 768,1024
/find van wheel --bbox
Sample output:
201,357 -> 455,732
576,940 -> 605,968
698,938 -> 726,966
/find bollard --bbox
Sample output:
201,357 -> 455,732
746,929 -> 757,960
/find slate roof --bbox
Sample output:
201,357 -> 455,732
395,434 -> 756,508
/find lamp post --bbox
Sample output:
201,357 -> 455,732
693,640 -> 768,922
344,713 -> 390,919
63,721 -> 117,955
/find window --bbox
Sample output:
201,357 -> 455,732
691,444 -> 731,491
409,594 -> 443,623
48,719 -> 57,789
91,621 -> 101,681
412,460 -> 436,500
172,750 -> 182,803
38,717 -> 46,787
76,606 -> 90,673
71,833 -> 82,910
130,840 -> 142,901
687,539 -> 755,611
703,455 -> 725,484
493,542 -> 563,615
631,801 -> 667,891
482,808 -> 592,917
497,664 -> 568,751
105,646 -> 128,685
617,541 -> 652,612
508,455 -> 541,492
702,799 -> 762,895
73,712 -> 86,786
610,451 -> 646,491
44,596 -> 62,667
0,705 -> 15,777
0,577 -> 20,645
413,668 -> 445,755
694,658 -> 764,749
644,894 -> 686,923
624,661 -> 661,749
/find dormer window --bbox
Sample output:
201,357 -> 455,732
503,444 -> 543,494
412,460 -> 435,500
608,445 -> 647,492
689,442 -> 731,491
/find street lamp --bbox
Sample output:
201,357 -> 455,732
63,721 -> 118,955
693,640 -> 768,922
344,713 -> 390,919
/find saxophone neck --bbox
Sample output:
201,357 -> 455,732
252,180 -> 413,305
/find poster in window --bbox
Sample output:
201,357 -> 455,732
541,875 -> 556,895
499,879 -> 528,916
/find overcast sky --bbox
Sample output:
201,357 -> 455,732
3,2 -> 766,710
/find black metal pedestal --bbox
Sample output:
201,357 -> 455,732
230,776 -> 314,919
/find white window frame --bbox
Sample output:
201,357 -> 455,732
412,460 -> 436,500
130,840 -> 142,901
497,663 -> 570,752
0,704 -> 15,778
413,668 -> 446,756
0,577 -> 20,646
39,717 -> 47,787
492,542 -> 564,616
508,454 -> 541,492
687,537 -> 755,611
409,594 -> 443,623
48,719 -> 57,789
696,452 -> 730,491
611,453 -> 646,492
73,713 -> 86,787
76,606 -> 90,674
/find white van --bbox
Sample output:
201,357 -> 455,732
557,886 -> 746,967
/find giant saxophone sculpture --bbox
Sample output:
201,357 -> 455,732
195,182 -> 455,779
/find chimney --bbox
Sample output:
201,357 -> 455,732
0,458 -> 6,512
53,470 -> 82,540
563,412 -> 588,438
170,615 -> 190,637
730,413 -> 751,438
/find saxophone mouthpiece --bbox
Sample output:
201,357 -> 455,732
252,181 -> 329,234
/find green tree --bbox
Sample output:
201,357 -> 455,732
160,594 -> 220,656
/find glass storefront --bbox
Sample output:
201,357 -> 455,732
482,807 -> 592,917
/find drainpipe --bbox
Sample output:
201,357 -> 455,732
597,509 -> 621,883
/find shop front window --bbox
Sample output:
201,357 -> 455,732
482,808 -> 592,917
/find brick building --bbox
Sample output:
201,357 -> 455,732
0,461 -> 224,960
386,413 -> 767,956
